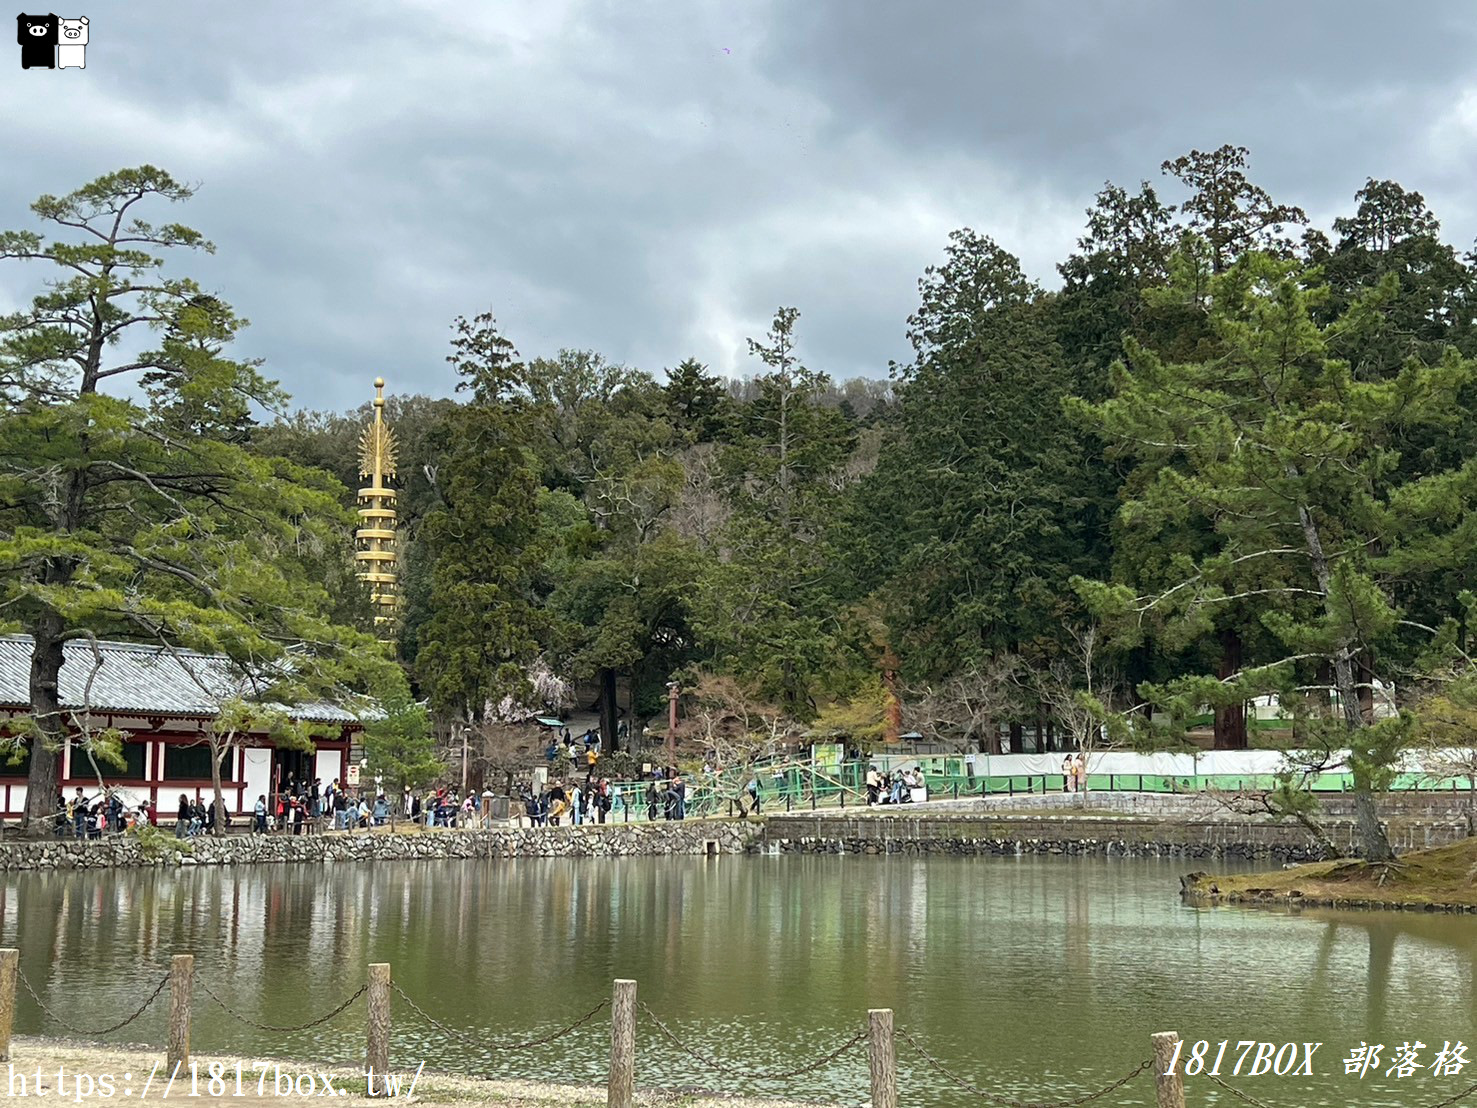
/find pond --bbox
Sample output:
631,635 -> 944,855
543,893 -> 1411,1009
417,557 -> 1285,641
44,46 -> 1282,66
3,854 -> 1474,1106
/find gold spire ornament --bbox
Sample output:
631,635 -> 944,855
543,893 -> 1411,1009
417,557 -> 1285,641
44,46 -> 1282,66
355,377 -> 400,630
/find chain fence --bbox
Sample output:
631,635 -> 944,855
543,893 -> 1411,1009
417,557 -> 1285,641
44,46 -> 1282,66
23,963 -> 1475,1108
16,968 -> 170,1038
898,1026 -> 1152,1108
391,982 -> 609,1053
1420,1080 -> 1477,1108
637,1000 -> 867,1081
196,978 -> 367,1034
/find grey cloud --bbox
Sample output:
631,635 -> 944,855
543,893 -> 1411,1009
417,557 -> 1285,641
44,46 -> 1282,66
2,0 -> 1476,411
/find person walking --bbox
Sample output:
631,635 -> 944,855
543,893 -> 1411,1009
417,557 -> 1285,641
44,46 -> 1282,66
645,779 -> 660,822
744,774 -> 761,816
1062,755 -> 1075,793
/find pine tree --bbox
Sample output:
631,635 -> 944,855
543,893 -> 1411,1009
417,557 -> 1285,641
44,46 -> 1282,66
1161,144 -> 1308,272
0,167 -> 391,832
1074,249 -> 1477,860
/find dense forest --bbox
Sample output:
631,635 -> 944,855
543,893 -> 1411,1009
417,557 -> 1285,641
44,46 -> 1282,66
7,148 -> 1477,857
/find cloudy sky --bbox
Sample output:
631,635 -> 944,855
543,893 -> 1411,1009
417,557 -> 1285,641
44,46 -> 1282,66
5,0 -> 1477,412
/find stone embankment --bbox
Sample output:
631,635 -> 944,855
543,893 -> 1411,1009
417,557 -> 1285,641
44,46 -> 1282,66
2,796 -> 1466,870
0,821 -> 761,870
961,790 -> 1476,820
762,810 -> 1467,862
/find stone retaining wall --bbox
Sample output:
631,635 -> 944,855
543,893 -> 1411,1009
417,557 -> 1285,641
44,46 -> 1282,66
761,813 -> 1468,862
961,790 -> 1477,820
0,822 -> 761,870
3,809 -> 1465,871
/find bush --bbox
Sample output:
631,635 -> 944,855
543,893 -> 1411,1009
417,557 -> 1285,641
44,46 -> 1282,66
601,751 -> 640,780
130,821 -> 190,860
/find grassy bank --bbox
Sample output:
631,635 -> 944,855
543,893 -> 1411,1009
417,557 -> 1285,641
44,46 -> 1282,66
3,1038 -> 840,1107
1182,837 -> 1477,911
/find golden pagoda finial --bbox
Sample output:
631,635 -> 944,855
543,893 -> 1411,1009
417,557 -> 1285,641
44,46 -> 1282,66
354,376 -> 400,633
358,379 -> 398,485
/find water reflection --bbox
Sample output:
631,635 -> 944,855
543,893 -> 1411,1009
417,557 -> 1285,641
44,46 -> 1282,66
2,856 -> 1474,1106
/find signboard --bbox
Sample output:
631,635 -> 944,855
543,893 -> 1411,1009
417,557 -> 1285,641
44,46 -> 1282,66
346,764 -> 361,786
811,743 -> 844,776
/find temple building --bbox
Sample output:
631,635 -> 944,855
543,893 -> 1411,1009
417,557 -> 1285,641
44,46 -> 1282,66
0,636 -> 362,818
355,377 -> 400,630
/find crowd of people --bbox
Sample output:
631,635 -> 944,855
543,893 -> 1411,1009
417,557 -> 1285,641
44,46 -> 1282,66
53,787 -> 240,838
48,726 -> 788,839
863,766 -> 928,806
516,765 -> 698,826
644,771 -> 688,821
519,776 -> 615,825
262,776 -> 503,833
545,727 -> 611,773
54,787 -> 157,838
48,748 -> 1096,841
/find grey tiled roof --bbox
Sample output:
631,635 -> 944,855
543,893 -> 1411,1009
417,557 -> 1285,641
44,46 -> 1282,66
0,636 -> 362,724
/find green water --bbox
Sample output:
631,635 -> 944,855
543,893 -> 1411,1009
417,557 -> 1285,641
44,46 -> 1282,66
3,855 -> 1474,1106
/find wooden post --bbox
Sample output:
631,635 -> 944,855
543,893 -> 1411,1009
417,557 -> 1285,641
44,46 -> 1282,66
607,979 -> 636,1108
166,954 -> 193,1070
1152,1031 -> 1185,1108
868,1009 -> 897,1108
367,963 -> 391,1095
0,949 -> 16,1062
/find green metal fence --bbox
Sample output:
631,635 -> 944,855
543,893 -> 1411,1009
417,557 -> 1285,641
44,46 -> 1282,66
584,756 -> 1475,822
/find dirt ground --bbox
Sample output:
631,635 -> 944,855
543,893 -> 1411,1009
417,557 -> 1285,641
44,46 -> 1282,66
1,1038 -> 841,1107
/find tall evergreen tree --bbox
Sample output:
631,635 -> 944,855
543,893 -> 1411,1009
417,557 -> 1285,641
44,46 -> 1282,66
0,167 -> 389,832
1056,180 -> 1180,388
703,307 -> 854,713
1074,250 -> 1477,859
841,231 -> 1090,749
1161,144 -> 1308,272
663,357 -> 729,442
535,358 -> 704,748
415,313 -> 546,742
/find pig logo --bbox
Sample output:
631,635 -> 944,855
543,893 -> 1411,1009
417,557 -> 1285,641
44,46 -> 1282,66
16,13 -> 57,69
16,13 -> 87,70
56,14 -> 84,68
